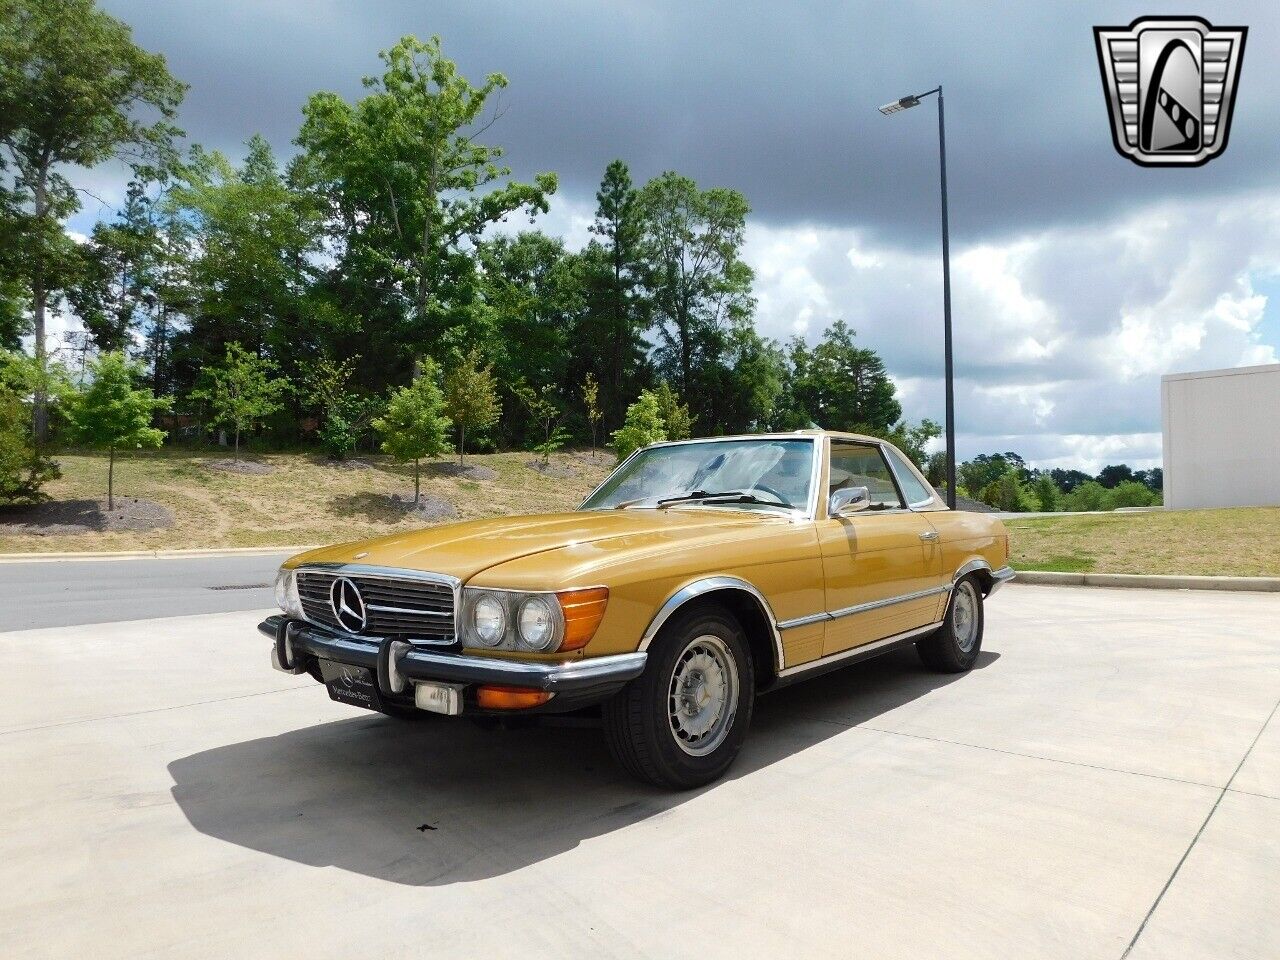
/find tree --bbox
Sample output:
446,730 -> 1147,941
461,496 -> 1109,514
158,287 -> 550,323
64,351 -> 168,510
786,321 -> 902,432
189,343 -> 290,460
582,373 -> 602,459
874,419 -> 941,469
1031,473 -> 1060,512
1133,467 -> 1163,493
296,35 -> 556,368
577,161 -> 649,427
612,389 -> 666,461
652,383 -> 691,442
1062,480 -> 1107,512
1097,464 -> 1134,489
443,347 -> 500,465
373,361 -> 451,503
0,0 -> 185,442
638,172 -> 753,427
1104,480 -> 1159,509
979,467 -> 1037,512
0,351 -> 59,502
514,381 -> 564,465
959,452 -> 1028,498
1049,467 -> 1093,494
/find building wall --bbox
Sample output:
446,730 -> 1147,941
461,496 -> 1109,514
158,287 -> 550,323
1162,363 -> 1280,509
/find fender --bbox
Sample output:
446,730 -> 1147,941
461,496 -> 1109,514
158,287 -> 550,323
638,575 -> 786,673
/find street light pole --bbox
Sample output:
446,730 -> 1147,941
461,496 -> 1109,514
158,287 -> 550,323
879,85 -> 957,509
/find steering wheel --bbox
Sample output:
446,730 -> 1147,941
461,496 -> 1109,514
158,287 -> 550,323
747,483 -> 790,505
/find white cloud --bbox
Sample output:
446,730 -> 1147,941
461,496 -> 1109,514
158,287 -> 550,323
743,190 -> 1280,468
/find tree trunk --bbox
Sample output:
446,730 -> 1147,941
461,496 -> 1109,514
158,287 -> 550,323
459,425 -> 466,466
31,164 -> 51,445
414,458 -> 420,504
234,425 -> 240,462
108,447 -> 115,512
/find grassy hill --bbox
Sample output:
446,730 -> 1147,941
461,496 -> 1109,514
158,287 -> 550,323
0,449 -> 613,554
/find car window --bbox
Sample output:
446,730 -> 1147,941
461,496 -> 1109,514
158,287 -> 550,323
884,445 -> 935,506
828,442 -> 903,509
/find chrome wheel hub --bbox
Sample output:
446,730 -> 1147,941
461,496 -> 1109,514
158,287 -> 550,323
953,581 -> 979,653
668,635 -> 738,756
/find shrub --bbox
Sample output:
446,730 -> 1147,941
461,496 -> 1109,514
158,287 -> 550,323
1062,480 -> 1107,512
0,388 -> 60,503
1103,480 -> 1159,509
612,390 -> 666,460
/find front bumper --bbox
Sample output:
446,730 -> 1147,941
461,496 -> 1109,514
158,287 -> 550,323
259,615 -> 647,712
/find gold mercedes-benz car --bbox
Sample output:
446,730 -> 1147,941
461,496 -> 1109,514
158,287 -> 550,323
262,431 -> 1013,788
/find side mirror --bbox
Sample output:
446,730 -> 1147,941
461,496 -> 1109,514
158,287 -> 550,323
829,486 -> 871,516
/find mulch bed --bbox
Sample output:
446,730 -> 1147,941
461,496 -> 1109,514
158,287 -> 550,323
430,462 -> 497,481
525,460 -> 576,480
0,498 -> 174,535
203,458 -> 275,475
389,494 -> 459,522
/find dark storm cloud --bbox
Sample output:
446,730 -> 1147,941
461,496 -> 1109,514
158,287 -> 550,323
99,0 -> 1280,248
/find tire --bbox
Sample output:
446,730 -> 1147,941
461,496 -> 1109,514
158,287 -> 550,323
604,606 -> 754,789
916,575 -> 984,673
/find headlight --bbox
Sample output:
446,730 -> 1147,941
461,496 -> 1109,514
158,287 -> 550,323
471,594 -> 506,646
274,568 -> 304,619
517,596 -> 555,650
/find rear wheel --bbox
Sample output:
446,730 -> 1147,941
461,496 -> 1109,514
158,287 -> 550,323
604,606 -> 754,789
916,576 -> 984,672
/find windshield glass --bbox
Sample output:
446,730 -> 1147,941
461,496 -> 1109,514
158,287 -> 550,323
581,439 -> 815,513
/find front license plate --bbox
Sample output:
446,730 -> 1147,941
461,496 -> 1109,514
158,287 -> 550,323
319,659 -> 383,712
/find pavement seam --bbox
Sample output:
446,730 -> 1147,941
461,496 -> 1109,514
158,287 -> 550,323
1120,692 -> 1280,959
810,718 -> 1225,792
0,685 -> 310,738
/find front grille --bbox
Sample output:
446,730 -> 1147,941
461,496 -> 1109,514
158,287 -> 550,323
295,569 -> 455,643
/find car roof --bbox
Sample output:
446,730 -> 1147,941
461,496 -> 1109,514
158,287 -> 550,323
645,430 -> 888,448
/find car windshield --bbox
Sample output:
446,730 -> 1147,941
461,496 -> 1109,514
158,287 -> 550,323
581,439 -> 815,514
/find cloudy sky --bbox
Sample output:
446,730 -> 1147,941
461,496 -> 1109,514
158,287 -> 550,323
68,1 -> 1280,470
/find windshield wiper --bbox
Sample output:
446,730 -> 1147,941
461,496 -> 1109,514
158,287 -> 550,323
656,490 -> 794,510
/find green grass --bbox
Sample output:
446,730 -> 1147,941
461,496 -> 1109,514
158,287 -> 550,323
1006,507 -> 1280,577
0,449 -> 613,554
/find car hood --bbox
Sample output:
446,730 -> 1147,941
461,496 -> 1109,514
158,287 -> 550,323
284,508 -> 788,585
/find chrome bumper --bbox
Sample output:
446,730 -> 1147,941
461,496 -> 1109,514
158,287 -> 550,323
258,614 -> 647,695
987,565 -> 1016,596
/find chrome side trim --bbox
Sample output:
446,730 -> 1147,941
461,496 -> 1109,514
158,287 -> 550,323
776,620 -> 943,679
639,575 -> 786,673
776,583 -> 952,630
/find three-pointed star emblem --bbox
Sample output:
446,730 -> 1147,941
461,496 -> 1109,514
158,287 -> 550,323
329,576 -> 368,633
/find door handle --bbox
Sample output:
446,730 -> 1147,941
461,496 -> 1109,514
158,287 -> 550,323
919,530 -> 939,542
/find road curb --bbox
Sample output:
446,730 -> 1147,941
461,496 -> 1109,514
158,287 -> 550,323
0,545 -> 318,563
1013,570 -> 1280,592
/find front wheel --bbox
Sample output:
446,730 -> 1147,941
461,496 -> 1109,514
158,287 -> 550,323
604,607 -> 754,789
916,575 -> 984,672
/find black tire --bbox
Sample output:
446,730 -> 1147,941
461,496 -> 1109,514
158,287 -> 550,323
604,606 -> 754,789
916,575 -> 984,672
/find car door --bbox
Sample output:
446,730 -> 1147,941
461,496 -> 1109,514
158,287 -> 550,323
817,440 -> 945,656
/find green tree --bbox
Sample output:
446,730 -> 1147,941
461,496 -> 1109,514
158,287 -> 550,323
959,452 -> 1028,498
873,419 -> 942,469
612,389 -> 666,461
1062,480 -> 1107,512
514,382 -> 566,465
652,383 -> 691,441
1031,473 -> 1060,512
0,0 -> 185,441
1097,464 -> 1134,489
786,321 -> 902,432
443,347 -> 500,465
64,351 -> 168,509
373,361 -> 452,503
297,35 -> 556,366
638,172 -> 753,427
0,351 -> 60,502
189,343 -> 290,460
582,373 -> 602,459
577,161 -> 649,427
1103,480 -> 1158,509
979,467 -> 1037,512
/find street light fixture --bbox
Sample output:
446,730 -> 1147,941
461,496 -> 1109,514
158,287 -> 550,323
877,85 -> 957,510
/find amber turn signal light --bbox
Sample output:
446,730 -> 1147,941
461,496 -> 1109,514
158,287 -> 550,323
475,685 -> 553,710
556,587 -> 609,651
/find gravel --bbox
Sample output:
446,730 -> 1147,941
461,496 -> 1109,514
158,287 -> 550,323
389,494 -> 459,522
203,458 -> 274,475
430,462 -> 497,481
0,498 -> 175,535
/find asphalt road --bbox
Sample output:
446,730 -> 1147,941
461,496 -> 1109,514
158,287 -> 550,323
2,583 -> 1277,959
2,552 -> 296,630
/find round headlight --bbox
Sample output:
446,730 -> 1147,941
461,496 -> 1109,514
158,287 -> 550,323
472,594 -> 506,646
517,596 -> 555,650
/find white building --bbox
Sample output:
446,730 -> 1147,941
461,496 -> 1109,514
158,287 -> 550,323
1161,363 -> 1280,509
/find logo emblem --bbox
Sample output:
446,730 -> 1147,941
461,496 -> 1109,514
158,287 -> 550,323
329,577 -> 367,633
1094,17 -> 1246,166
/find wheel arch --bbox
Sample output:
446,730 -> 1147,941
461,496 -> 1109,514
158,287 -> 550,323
953,557 -> 996,595
639,576 -> 784,684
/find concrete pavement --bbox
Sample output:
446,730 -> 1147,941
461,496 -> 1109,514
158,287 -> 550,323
1,585 -> 1277,959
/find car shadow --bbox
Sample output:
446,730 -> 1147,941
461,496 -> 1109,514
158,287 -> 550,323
167,648 -> 999,886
